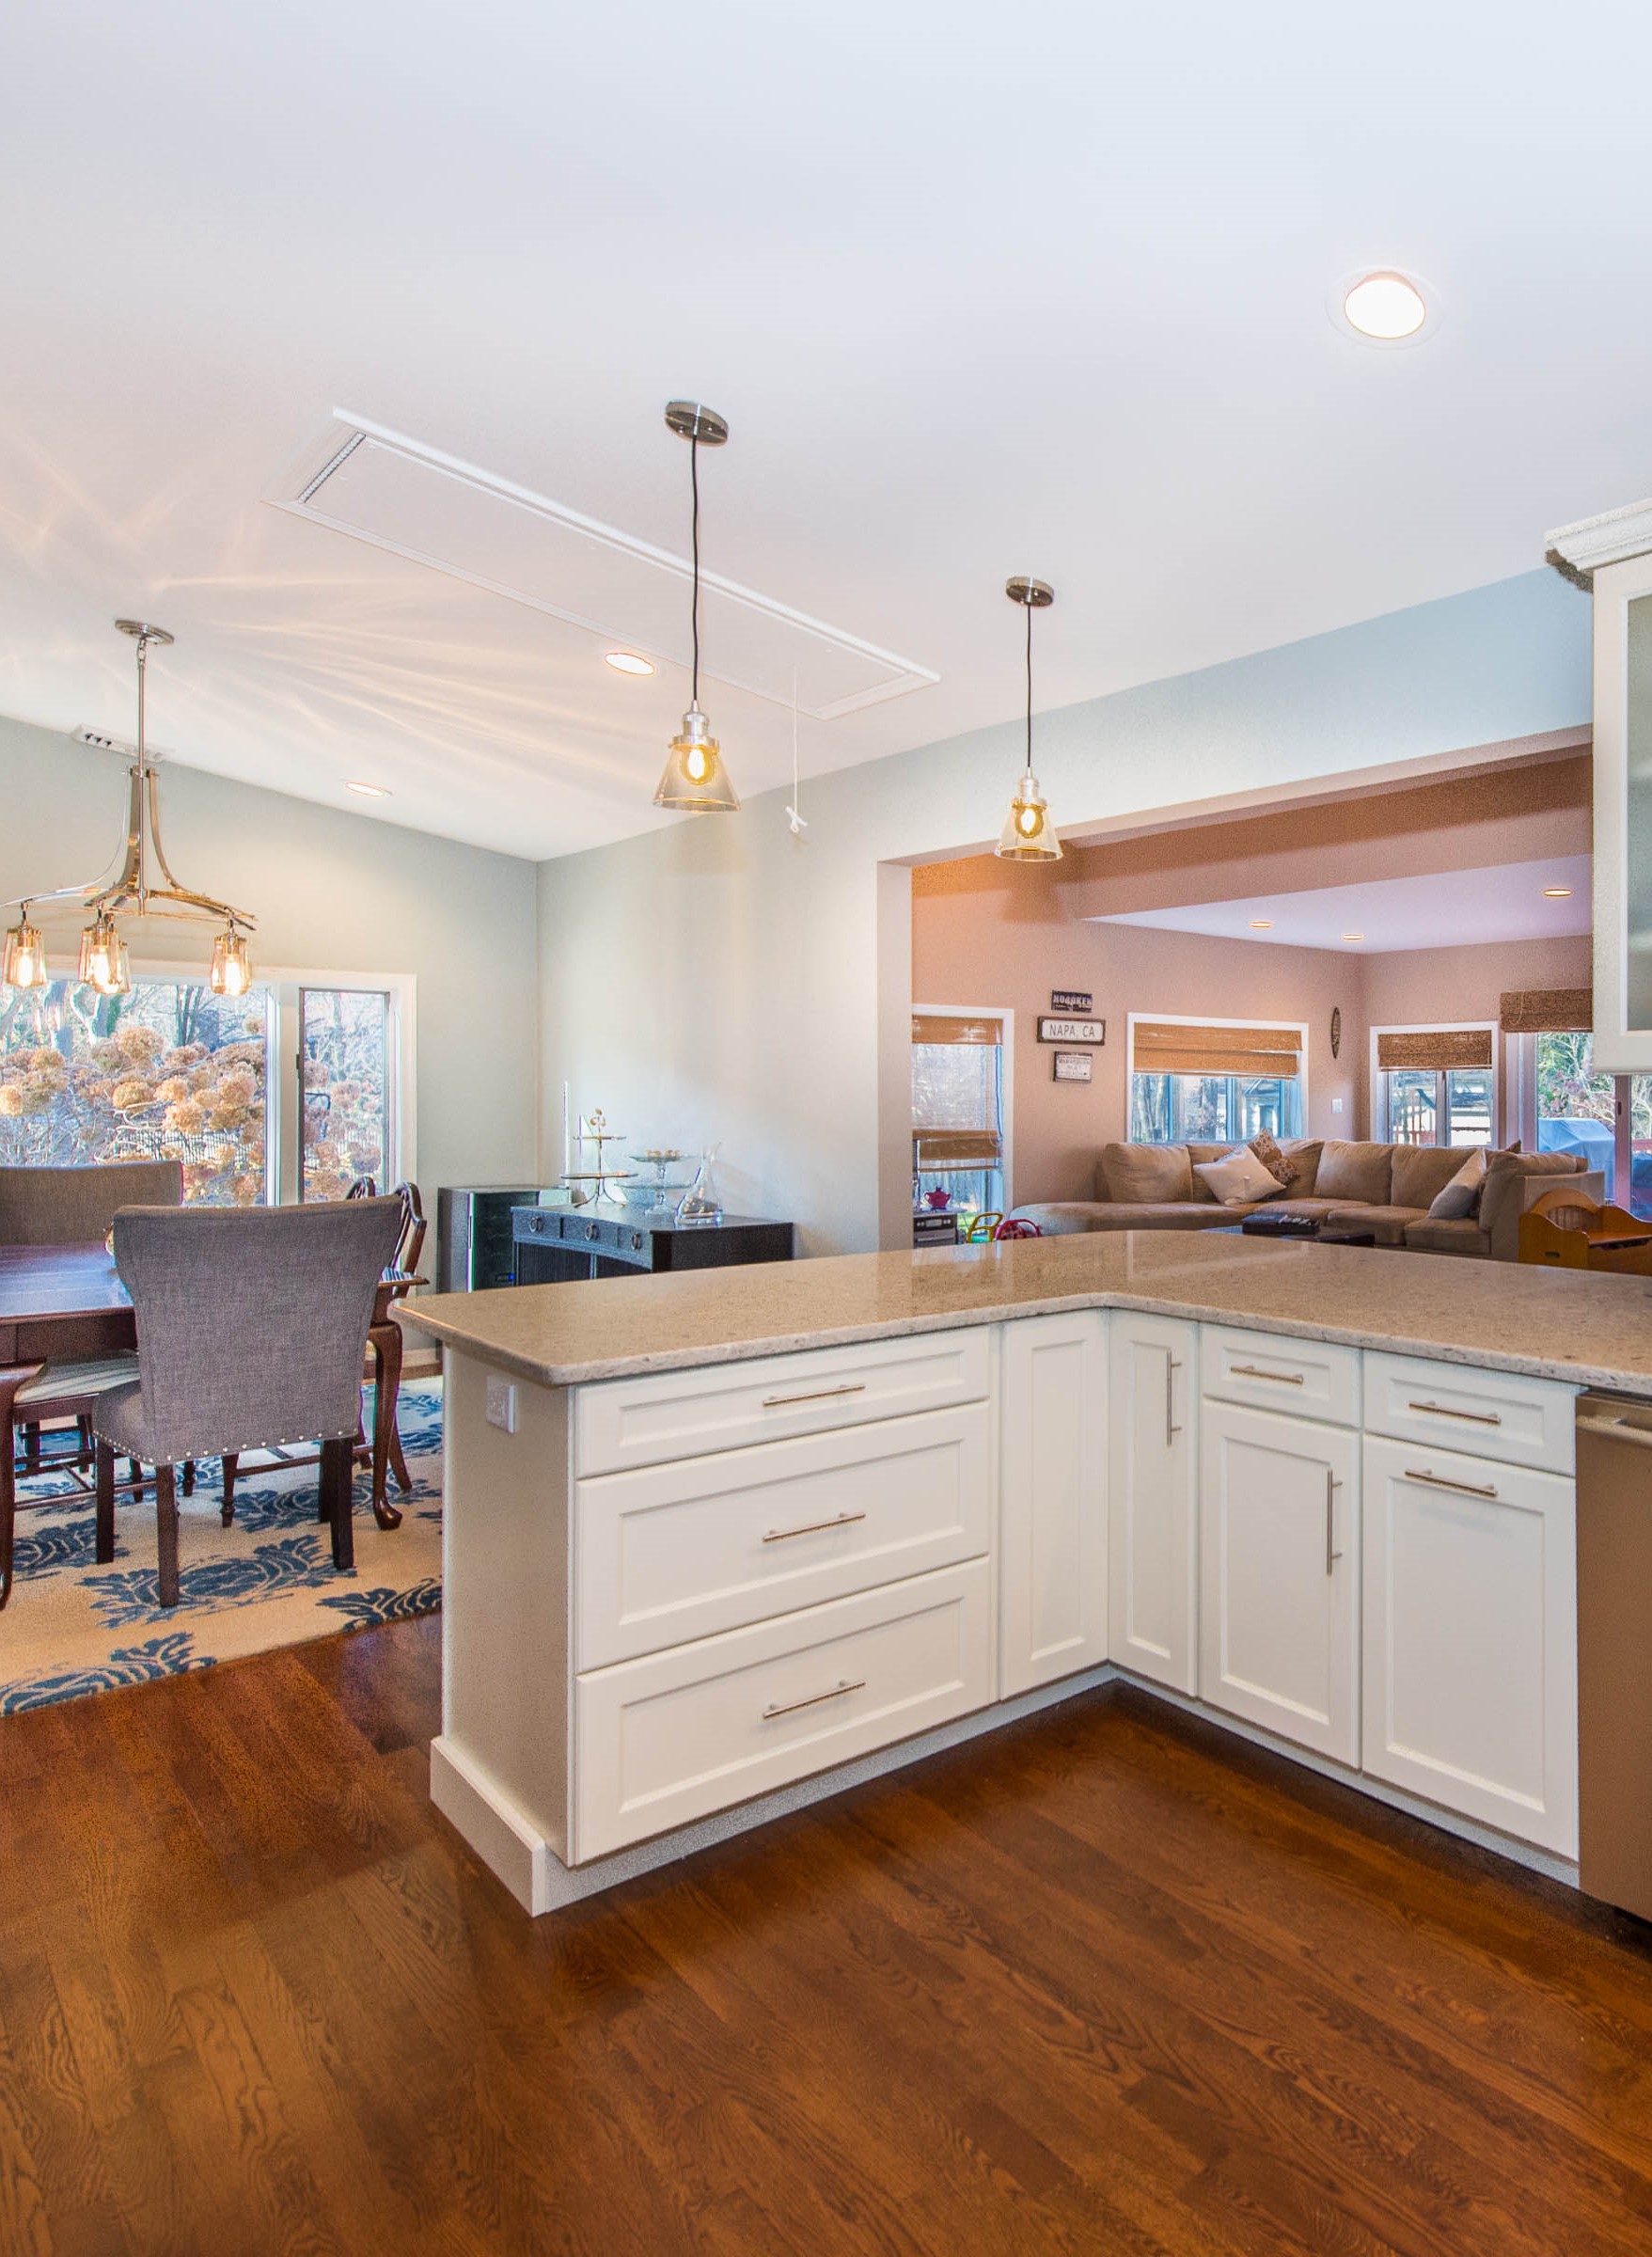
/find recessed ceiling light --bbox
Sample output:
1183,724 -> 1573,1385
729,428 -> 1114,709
345,781 -> 390,798
605,650 -> 655,676
1543,886 -> 1573,899
1331,267 -> 1438,346
1249,918 -> 1273,930
1342,931 -> 1364,942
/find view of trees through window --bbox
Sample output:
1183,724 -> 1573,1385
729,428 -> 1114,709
1129,1073 -> 1302,1144
1534,1030 -> 1652,1216
911,1033 -> 1004,1218
301,987 -> 390,1201
0,980 -> 271,1203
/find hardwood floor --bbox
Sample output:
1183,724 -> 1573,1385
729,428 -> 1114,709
5,1629 -> 1652,2257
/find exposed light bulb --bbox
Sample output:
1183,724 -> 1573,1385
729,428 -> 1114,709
2,908 -> 45,990
210,926 -> 253,998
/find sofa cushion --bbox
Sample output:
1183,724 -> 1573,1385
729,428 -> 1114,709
1478,1149 -> 1582,1243
1392,1144 -> 1478,1211
1273,1138 -> 1324,1193
1265,1197 -> 1343,1221
1404,1217 -> 1490,1257
1195,1145 -> 1287,1206
1321,1203 -> 1422,1247
1184,1144 -> 1229,1202
1015,1201 -> 1245,1235
1315,1141 -> 1394,1203
1101,1142 -> 1192,1205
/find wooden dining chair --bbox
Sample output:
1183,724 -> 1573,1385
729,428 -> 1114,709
91,1198 -> 403,1608
0,1354 -> 144,1608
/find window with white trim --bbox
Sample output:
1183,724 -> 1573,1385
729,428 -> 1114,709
1128,1015 -> 1305,1144
1371,1024 -> 1497,1147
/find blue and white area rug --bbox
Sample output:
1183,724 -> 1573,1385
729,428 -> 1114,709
0,1381 -> 443,1715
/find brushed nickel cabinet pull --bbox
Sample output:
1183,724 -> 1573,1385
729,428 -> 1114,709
763,1510 -> 868,1544
762,1678 -> 865,1722
1325,1471 -> 1343,1575
1577,1413 -> 1652,1451
1405,1467 -> 1499,1499
762,1382 -> 868,1409
1232,1364 -> 1304,1384
1166,1357 -> 1182,1446
1408,1399 -> 1501,1427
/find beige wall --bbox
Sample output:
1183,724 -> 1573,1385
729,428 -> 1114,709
0,711 -> 540,1196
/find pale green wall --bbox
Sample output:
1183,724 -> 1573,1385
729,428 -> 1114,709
0,711 -> 539,1196
536,570 -> 1592,1255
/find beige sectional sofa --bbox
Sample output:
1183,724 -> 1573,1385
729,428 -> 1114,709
1015,1139 -> 1600,1260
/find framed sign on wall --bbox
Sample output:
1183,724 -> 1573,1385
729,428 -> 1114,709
1052,1050 -> 1093,1082
1038,1017 -> 1105,1045
1050,989 -> 1093,1015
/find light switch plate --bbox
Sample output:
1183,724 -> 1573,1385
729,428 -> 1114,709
484,1374 -> 517,1434
1331,1097 -> 1344,1113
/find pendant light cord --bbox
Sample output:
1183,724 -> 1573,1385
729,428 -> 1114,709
1025,599 -> 1033,768
690,434 -> 701,705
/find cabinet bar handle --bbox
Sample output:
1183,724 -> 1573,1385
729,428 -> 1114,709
761,1382 -> 868,1409
1408,1399 -> 1501,1426
1232,1364 -> 1304,1384
1325,1472 -> 1343,1575
1404,1467 -> 1499,1499
763,1510 -> 867,1544
762,1678 -> 865,1722
1577,1413 -> 1652,1450
1166,1357 -> 1182,1445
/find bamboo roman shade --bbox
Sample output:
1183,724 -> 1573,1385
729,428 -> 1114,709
911,1015 -> 1003,1046
1375,1028 -> 1494,1072
912,1128 -> 1002,1166
1499,988 -> 1593,1034
1131,1020 -> 1303,1078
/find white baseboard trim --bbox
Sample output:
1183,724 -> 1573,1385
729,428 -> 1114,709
433,1661 -> 1579,1918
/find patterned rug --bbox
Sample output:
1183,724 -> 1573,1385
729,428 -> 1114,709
0,1381 -> 443,1714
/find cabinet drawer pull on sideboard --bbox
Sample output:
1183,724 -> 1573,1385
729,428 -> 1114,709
762,1678 -> 866,1722
1231,1363 -> 1303,1384
1408,1398 -> 1502,1426
1325,1473 -> 1343,1575
1166,1358 -> 1182,1444
762,1510 -> 869,1545
1404,1467 -> 1500,1499
761,1382 -> 869,1409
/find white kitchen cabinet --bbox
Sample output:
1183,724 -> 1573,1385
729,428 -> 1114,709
1361,1436 -> 1578,1855
1108,1314 -> 1198,1693
1200,1400 -> 1361,1762
999,1310 -> 1109,1697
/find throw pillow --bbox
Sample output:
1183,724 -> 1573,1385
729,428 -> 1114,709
1427,1146 -> 1487,1220
1193,1145 -> 1285,1207
1247,1131 -> 1292,1190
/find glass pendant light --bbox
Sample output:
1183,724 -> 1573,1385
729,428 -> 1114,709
210,924 -> 252,997
996,577 -> 1062,863
654,402 -> 740,813
1,905 -> 46,990
78,911 -> 129,994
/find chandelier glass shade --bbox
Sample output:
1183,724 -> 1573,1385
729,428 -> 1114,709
995,577 -> 1062,864
1,621 -> 258,996
654,402 -> 740,814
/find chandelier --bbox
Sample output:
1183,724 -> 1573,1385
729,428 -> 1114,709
2,620 -> 257,998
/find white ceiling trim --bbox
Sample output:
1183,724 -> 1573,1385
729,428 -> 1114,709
264,410 -> 940,721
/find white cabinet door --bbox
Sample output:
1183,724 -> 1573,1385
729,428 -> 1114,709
1200,1401 -> 1361,1762
1361,1436 -> 1578,1855
1108,1315 -> 1198,1693
999,1311 -> 1108,1697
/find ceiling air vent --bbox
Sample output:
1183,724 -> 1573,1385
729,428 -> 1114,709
264,411 -> 939,720
72,726 -> 168,759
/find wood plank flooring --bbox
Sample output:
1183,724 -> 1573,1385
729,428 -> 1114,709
5,1622 -> 1652,2257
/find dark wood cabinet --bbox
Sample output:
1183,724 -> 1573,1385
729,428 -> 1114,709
511,1207 -> 793,1284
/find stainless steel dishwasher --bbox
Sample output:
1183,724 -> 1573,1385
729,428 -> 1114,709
1577,1393 -> 1652,1918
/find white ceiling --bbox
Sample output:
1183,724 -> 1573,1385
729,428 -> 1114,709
1094,855 -> 1594,953
2,3 -> 1650,860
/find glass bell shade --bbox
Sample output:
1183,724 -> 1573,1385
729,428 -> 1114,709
78,914 -> 129,995
1,909 -> 45,990
210,925 -> 253,998
995,770 -> 1063,862
654,704 -> 740,813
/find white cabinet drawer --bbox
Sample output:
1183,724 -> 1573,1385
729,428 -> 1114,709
574,1327 -> 991,1476
575,1404 -> 990,1669
1202,1325 -> 1361,1428
1362,1352 -> 1576,1475
1361,1436 -> 1577,1854
571,1559 -> 992,1861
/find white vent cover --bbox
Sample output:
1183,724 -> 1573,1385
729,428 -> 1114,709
265,412 -> 939,720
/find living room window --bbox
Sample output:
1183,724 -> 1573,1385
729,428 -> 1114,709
912,1009 -> 1009,1221
1128,1016 -> 1304,1144
1508,1015 -> 1652,1217
1371,1025 -> 1497,1147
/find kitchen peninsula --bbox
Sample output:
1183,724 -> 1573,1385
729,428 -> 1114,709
400,1233 -> 1652,1916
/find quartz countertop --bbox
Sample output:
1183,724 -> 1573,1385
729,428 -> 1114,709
396,1229 -> 1652,1397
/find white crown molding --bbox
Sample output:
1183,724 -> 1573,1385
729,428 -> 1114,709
1545,497 -> 1652,587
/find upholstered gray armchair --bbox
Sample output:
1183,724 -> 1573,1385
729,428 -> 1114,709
0,1159 -> 183,1245
94,1198 -> 404,1608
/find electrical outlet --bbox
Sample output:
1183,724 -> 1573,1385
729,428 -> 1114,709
484,1374 -> 517,1434
1331,1097 -> 1344,1113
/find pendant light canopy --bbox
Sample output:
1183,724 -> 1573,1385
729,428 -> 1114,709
0,621 -> 258,995
995,576 -> 1062,863
653,401 -> 740,814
